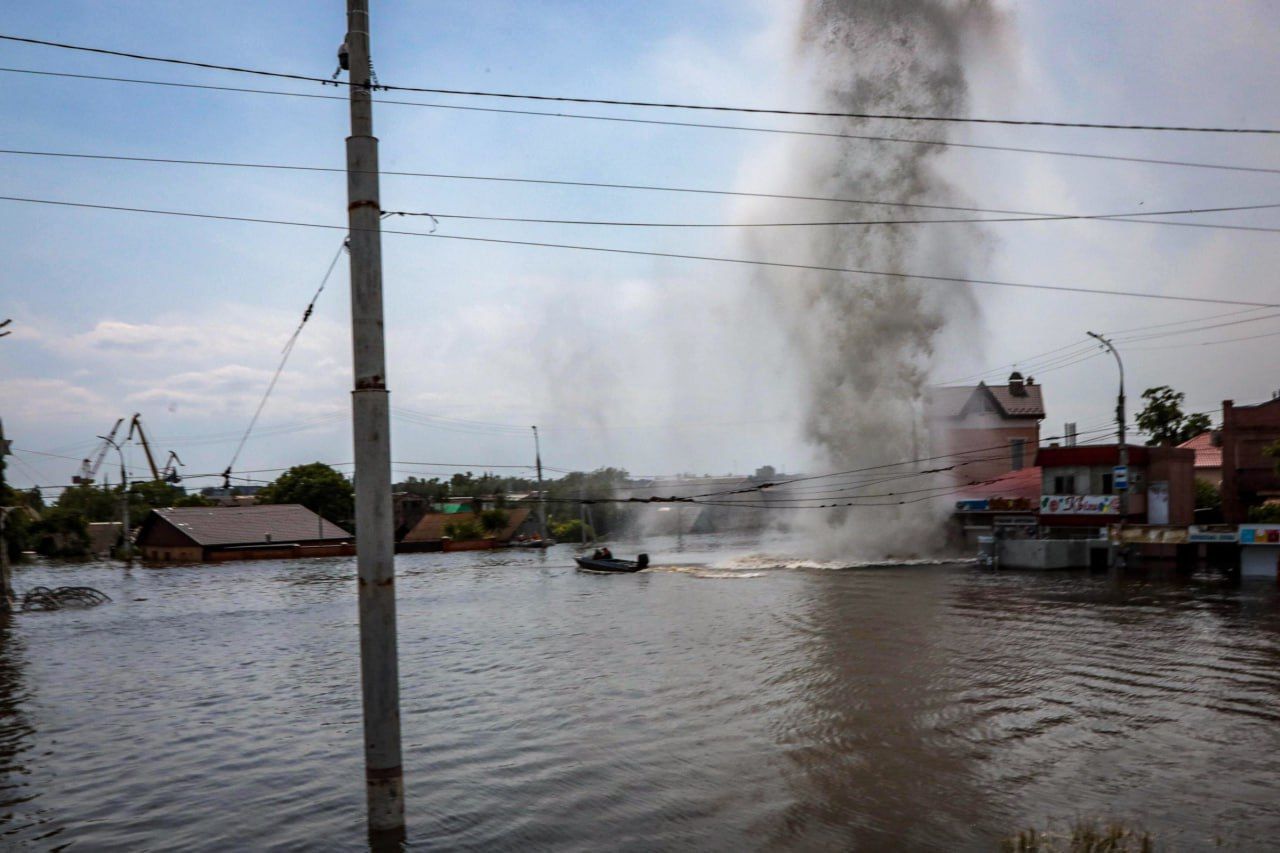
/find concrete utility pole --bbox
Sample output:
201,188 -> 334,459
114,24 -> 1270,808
532,426 -> 548,540
99,434 -> 131,566
1087,331 -> 1128,519
1,418 -> 13,613
344,0 -> 405,835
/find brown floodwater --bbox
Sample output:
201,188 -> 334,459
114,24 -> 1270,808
2,536 -> 1279,850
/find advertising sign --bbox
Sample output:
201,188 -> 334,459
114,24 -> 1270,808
1240,525 -> 1280,545
1188,526 -> 1238,543
1040,494 -> 1119,515
1113,465 -> 1128,490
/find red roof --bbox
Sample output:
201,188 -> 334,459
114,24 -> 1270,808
926,381 -> 1045,419
956,466 -> 1042,501
147,505 -> 350,546
1177,431 -> 1222,469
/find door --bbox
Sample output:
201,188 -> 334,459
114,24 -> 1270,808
1148,481 -> 1169,525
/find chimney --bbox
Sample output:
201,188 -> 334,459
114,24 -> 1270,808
1008,371 -> 1027,397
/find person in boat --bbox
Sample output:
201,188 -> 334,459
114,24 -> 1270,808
592,548 -> 604,559
600,546 -> 612,559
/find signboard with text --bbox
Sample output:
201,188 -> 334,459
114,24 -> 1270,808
1040,494 -> 1120,515
1240,525 -> 1280,545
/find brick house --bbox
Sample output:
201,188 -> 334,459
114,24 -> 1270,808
1220,397 -> 1280,523
926,372 -> 1045,483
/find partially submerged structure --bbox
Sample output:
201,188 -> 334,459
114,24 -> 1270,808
135,505 -> 352,563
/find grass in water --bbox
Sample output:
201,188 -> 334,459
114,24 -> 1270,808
1002,821 -> 1156,852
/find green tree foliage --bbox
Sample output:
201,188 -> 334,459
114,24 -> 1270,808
257,462 -> 354,524
56,483 -> 123,522
1193,478 -> 1221,511
1135,386 -> 1212,446
30,506 -> 91,558
478,508 -> 509,535
550,518 -> 592,542
1,476 -> 41,561
443,519 -> 486,541
544,468 -> 630,537
1247,503 -> 1280,523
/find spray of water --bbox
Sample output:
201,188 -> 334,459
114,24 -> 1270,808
742,0 -> 1004,557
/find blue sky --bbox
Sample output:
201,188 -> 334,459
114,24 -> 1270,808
2,1 -> 1279,495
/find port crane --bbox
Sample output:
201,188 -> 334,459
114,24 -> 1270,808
125,413 -> 184,483
73,418 -> 125,485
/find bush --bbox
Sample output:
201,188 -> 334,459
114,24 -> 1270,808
443,519 -> 486,541
478,509 -> 509,535
550,518 -> 592,542
1247,503 -> 1280,523
30,507 -> 92,558
1193,478 -> 1221,510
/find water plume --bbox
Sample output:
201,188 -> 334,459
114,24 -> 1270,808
743,0 -> 1004,556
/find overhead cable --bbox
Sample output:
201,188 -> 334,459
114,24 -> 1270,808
9,147 -> 1280,234
6,69 -> 1280,177
3,35 -> 1278,133
3,194 -> 1277,308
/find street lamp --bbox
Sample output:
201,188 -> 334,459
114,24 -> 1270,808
1087,332 -> 1129,571
99,434 -> 132,565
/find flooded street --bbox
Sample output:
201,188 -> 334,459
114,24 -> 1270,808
3,538 -> 1280,850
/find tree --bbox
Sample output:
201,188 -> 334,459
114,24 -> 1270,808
56,483 -> 123,522
1193,478 -> 1221,511
1135,386 -> 1212,446
30,506 -> 91,558
257,463 -> 354,525
478,508 -> 509,536
443,518 -> 485,541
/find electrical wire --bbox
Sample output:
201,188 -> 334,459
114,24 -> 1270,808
3,194 -> 1277,308
381,202 -> 1280,232
223,240 -> 346,480
10,148 -> 1280,236
6,69 -> 1280,178
4,34 -> 1278,133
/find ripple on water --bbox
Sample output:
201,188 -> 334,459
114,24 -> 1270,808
0,547 -> 1278,849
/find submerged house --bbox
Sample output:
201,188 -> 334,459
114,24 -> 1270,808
399,507 -> 533,552
135,505 -> 353,563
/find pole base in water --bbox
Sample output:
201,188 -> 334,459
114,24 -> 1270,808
366,773 -> 405,834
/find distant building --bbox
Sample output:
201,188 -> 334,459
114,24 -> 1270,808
926,372 -> 1045,483
399,507 -> 533,552
1036,444 -> 1195,529
1177,430 -> 1223,487
135,504 -> 352,563
199,485 -> 263,507
1220,397 -> 1280,524
86,521 -> 122,558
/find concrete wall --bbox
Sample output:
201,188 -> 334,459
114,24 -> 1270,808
998,538 -> 1099,569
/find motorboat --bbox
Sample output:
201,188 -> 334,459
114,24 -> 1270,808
574,553 -> 649,573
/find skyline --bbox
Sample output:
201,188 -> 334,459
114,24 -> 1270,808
3,1 -> 1280,494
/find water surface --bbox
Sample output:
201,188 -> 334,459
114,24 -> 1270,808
2,537 -> 1278,850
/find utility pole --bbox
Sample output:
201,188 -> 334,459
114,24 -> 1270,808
100,433 -> 131,566
1088,331 -> 1128,569
532,426 -> 548,540
343,0 -> 404,835
1,418 -> 13,613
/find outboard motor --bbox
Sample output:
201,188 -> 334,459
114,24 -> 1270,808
637,553 -> 649,569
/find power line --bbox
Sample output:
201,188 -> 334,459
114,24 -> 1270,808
3,194 -> 1277,308
10,147 -> 1280,236
382,202 -> 1280,232
223,240 -> 347,479
6,69 -> 1280,178
4,34 -> 1279,134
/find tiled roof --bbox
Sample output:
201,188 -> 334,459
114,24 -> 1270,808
1178,431 -> 1223,469
986,383 -> 1046,417
150,505 -> 350,546
926,382 -> 1045,419
402,507 -> 532,543
956,467 -> 1043,501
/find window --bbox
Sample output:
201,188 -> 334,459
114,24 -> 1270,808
1010,438 -> 1026,471
1101,473 -> 1113,494
1053,475 -> 1075,495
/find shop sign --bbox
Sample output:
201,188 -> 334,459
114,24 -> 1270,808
1188,526 -> 1238,543
1240,525 -> 1280,545
1040,494 -> 1119,515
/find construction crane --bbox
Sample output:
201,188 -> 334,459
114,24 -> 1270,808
160,450 -> 184,484
73,418 -> 125,485
125,414 -> 162,481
